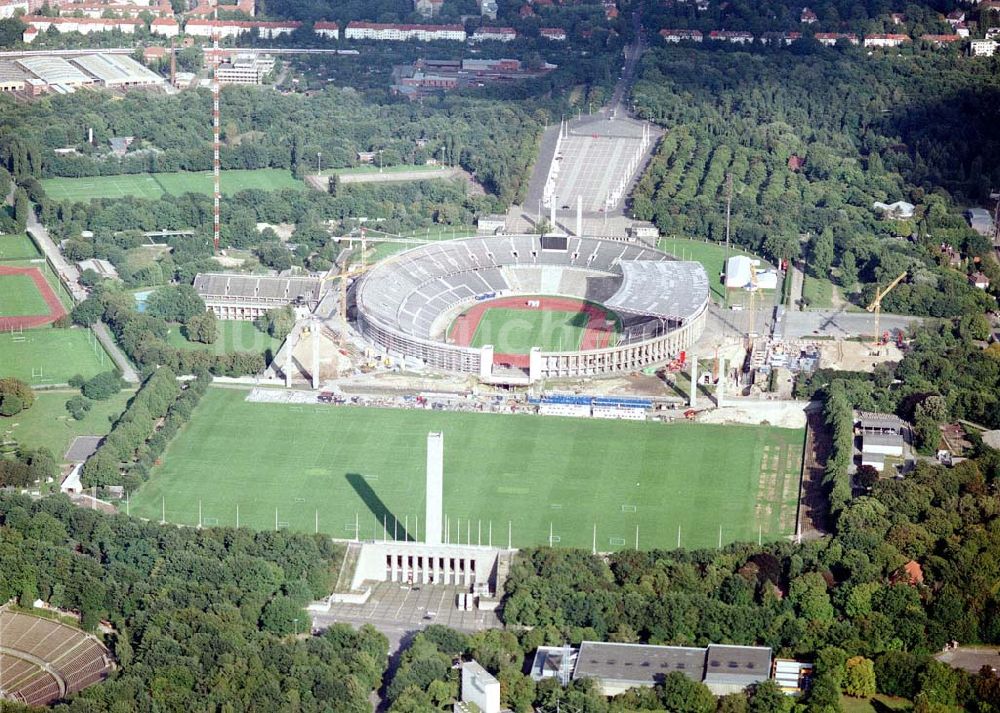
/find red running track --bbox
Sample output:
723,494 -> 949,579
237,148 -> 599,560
0,264 -> 68,329
449,295 -> 618,368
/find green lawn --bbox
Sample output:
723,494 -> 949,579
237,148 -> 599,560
0,234 -> 41,261
0,389 -> 132,460
802,273 -> 834,309
0,328 -> 111,385
164,320 -> 281,355
129,389 -> 805,550
468,307 -> 601,353
658,237 -> 769,304
41,169 -> 303,202
839,695 -> 911,713
0,273 -> 50,317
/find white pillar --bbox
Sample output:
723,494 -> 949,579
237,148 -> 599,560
689,356 -> 698,408
717,357 -> 725,407
576,195 -> 582,236
284,329 -> 293,388
529,347 -> 542,383
479,345 -> 494,380
425,432 -> 444,546
311,319 -> 320,390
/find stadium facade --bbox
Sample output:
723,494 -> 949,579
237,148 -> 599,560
354,234 -> 709,383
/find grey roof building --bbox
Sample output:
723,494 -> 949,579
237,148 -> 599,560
193,272 -> 322,320
570,641 -> 771,697
965,208 -> 995,237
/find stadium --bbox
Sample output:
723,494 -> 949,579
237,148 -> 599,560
0,609 -> 112,706
354,234 -> 710,383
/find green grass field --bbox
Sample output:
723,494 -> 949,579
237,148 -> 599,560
41,169 -> 303,202
0,234 -> 41,261
1,390 -> 132,462
802,273 -> 834,309
165,320 -> 281,355
0,273 -> 49,317
129,389 -> 805,551
0,328 -> 111,385
468,307 -> 591,353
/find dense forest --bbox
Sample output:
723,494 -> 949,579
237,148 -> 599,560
630,48 -> 999,315
0,493 -> 387,711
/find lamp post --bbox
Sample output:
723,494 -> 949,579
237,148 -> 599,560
378,149 -> 383,174
317,151 -> 322,175
293,618 -> 299,636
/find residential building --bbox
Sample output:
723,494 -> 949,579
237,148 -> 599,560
313,20 -> 339,39
890,12 -> 905,23
970,38 -> 998,55
864,33 -> 911,47
477,0 -> 497,19
22,25 -> 38,42
946,9 -> 966,24
708,30 -> 754,43
969,272 -> 991,290
150,17 -> 179,36
955,23 -> 970,36
815,31 -> 859,45
471,26 -> 516,41
344,21 -> 466,41
183,19 -> 301,39
0,0 -> 28,18
659,28 -> 703,41
540,27 -> 567,40
920,33 -> 963,45
21,15 -> 142,36
763,31 -> 801,44
800,6 -> 817,22
215,53 -> 276,85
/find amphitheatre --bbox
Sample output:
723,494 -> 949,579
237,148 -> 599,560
354,234 -> 710,383
0,609 -> 112,706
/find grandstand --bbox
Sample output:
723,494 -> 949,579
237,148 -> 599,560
354,234 -> 709,382
0,609 -> 112,707
193,272 -> 323,320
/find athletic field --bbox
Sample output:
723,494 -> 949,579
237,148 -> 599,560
450,296 -> 621,360
0,273 -> 49,317
129,389 -> 805,551
41,169 -> 302,202
165,320 -> 281,355
0,234 -> 41,261
0,327 -> 111,385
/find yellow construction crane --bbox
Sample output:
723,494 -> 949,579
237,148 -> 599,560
865,271 -> 907,351
745,260 -> 760,347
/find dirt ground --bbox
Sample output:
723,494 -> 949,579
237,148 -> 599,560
291,328 -> 352,381
256,222 -> 296,241
696,401 -> 808,429
815,339 -> 904,371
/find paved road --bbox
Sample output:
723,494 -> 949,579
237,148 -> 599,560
782,309 -> 922,340
27,209 -> 140,383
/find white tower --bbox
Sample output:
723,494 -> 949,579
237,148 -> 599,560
425,432 -> 444,546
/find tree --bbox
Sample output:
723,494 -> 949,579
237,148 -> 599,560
82,371 -> 123,401
839,250 -> 858,290
255,242 -> 293,271
810,229 -> 834,278
260,595 -> 305,635
254,306 -> 295,341
658,671 -> 716,713
749,680 -> 790,713
856,465 -> 879,490
14,187 -> 29,232
843,657 -> 877,697
0,378 -> 34,415
66,395 -> 93,421
806,674 -> 844,713
146,285 -> 207,324
185,310 -> 217,344
72,297 -> 104,326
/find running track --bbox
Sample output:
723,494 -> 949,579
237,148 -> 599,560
0,265 -> 67,329
449,295 -> 618,368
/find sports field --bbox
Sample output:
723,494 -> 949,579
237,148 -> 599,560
450,296 -> 621,358
0,234 -> 41,261
41,169 -> 302,202
0,273 -> 49,317
165,320 -> 281,355
129,389 -> 805,551
0,327 -> 111,385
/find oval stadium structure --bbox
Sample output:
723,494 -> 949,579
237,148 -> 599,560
354,235 -> 709,383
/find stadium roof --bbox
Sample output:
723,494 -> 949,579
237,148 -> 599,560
604,261 -> 709,320
16,56 -> 93,86
573,641 -> 708,685
193,272 -> 320,302
70,54 -> 163,86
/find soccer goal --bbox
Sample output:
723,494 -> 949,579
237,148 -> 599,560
609,536 -> 626,546
621,504 -> 637,513
203,517 -> 219,526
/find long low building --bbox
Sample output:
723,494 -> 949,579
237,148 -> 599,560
69,54 -> 162,88
193,272 -> 322,320
344,21 -> 466,41
572,641 -> 773,696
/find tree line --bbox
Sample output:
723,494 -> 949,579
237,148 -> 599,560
0,492 -> 387,711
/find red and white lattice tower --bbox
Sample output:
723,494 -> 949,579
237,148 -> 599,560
211,24 -> 221,253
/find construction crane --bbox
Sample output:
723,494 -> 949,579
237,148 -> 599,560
865,271 -> 907,352
745,260 -> 759,346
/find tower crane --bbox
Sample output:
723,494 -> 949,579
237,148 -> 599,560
865,271 -> 907,352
